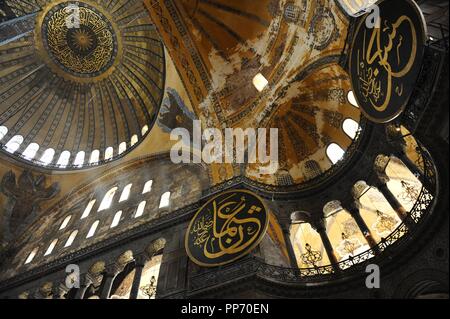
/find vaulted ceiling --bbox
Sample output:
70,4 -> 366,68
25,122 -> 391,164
0,0 -> 165,168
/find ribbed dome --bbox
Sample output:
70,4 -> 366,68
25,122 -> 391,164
0,0 -> 165,169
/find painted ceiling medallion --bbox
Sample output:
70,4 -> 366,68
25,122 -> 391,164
36,1 -> 120,81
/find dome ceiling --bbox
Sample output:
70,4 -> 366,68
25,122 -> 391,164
145,0 -> 363,187
0,0 -> 165,169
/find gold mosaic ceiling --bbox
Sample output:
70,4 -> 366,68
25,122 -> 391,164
145,0 -> 363,187
0,0 -> 165,168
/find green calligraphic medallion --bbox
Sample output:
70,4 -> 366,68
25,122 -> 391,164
349,0 -> 427,123
185,189 -> 269,267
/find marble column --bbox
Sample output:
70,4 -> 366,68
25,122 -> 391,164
75,275 -> 93,299
99,263 -> 122,299
311,219 -> 341,272
394,150 -> 430,190
130,254 -> 148,299
280,222 -> 299,269
346,202 -> 380,254
52,283 -> 62,299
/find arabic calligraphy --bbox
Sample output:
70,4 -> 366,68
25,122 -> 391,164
186,190 -> 268,267
350,0 -> 426,123
43,2 -> 117,76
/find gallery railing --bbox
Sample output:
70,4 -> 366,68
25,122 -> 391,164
190,142 -> 438,291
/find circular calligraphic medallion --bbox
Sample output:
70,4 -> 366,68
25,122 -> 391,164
349,0 -> 427,123
185,189 -> 269,267
35,0 -> 122,83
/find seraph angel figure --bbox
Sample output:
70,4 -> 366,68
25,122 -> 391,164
0,170 -> 60,239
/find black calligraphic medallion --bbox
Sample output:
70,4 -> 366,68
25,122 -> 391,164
185,189 -> 269,267
349,0 -> 427,123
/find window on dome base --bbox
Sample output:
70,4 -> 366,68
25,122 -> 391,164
326,143 -> 345,164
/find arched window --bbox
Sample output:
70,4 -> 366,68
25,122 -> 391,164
89,150 -> 100,164
290,221 -> 330,268
159,191 -> 171,208
105,147 -> 114,160
135,201 -> 146,218
325,208 -> 370,265
44,239 -> 58,256
119,184 -> 132,202
98,187 -> 118,211
59,215 -> 72,230
118,142 -> 127,155
86,220 -> 100,238
347,90 -> 359,107
142,180 -> 153,194
56,151 -> 71,168
141,125 -> 149,135
342,118 -> 360,139
111,211 -> 122,228
73,151 -> 85,167
40,148 -> 55,165
0,126 -> 7,140
22,143 -> 40,160
130,134 -> 138,146
64,230 -> 78,247
326,143 -> 345,164
4,135 -> 23,153
81,199 -> 96,219
24,247 -> 38,264
253,73 -> 269,92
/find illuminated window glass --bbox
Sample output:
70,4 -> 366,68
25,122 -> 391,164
135,201 -> 146,218
64,230 -> 78,247
130,134 -> 138,146
118,142 -> 127,155
86,220 -> 99,238
105,147 -> 114,160
22,143 -> 40,160
111,211 -> 122,228
81,199 -> 96,219
57,151 -> 71,168
141,125 -> 149,135
327,143 -> 345,164
89,150 -> 100,164
59,215 -> 72,230
98,187 -> 118,211
343,118 -> 360,139
347,91 -> 359,107
5,135 -> 23,153
44,239 -> 58,256
142,180 -> 153,194
252,73 -> 268,92
159,192 -> 171,208
0,126 -> 7,140
40,148 -> 55,165
73,151 -> 85,167
119,184 -> 132,202
24,247 -> 38,264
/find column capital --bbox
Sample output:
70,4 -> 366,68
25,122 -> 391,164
309,218 -> 326,234
134,253 -> 150,268
104,262 -> 124,277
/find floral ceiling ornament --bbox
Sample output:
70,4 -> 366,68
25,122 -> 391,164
0,170 -> 59,240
